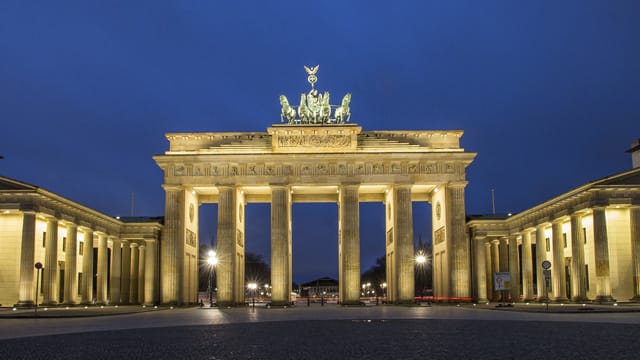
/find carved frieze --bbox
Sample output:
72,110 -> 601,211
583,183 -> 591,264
171,160 -> 464,178
186,229 -> 197,247
434,226 -> 445,245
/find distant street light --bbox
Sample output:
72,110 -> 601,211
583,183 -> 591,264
207,250 -> 218,307
415,251 -> 430,300
248,282 -> 257,307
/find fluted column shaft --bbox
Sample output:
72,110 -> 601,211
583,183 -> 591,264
217,186 -> 237,305
63,224 -> 78,304
271,186 -> 292,306
499,238 -> 509,272
161,185 -> 185,305
535,225 -> 547,301
570,213 -> 588,301
120,240 -> 131,304
338,185 -> 361,304
474,237 -> 487,302
484,242 -> 493,300
593,207 -> 613,302
144,239 -> 158,305
521,231 -> 534,301
508,236 -> 520,302
138,245 -> 146,304
446,183 -> 469,299
129,243 -> 139,304
43,218 -> 59,305
109,238 -> 122,304
96,234 -> 108,304
551,221 -> 567,301
491,240 -> 500,301
81,230 -> 94,304
631,207 -> 640,300
17,211 -> 36,306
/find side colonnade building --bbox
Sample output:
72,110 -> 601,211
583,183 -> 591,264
0,177 -> 162,307
468,144 -> 640,303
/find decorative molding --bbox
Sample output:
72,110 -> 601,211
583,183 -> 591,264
434,226 -> 445,245
185,229 -> 197,247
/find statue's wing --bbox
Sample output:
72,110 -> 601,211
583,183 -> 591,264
304,65 -> 319,74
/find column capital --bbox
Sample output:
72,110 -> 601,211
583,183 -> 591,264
130,242 -> 139,248
484,241 -> 492,248
491,239 -> 500,245
162,184 -> 184,191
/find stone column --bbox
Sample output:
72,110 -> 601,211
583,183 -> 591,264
474,236 -> 488,303
491,240 -> 500,301
498,237 -> 508,301
271,185 -> 292,306
81,230 -> 94,304
144,239 -> 158,305
109,238 -> 122,304
508,235 -> 520,302
120,240 -> 131,304
138,244 -> 146,304
446,183 -> 470,299
42,218 -> 59,305
535,224 -> 547,301
16,211 -> 36,307
338,184 -> 361,305
593,207 -> 614,302
129,243 -> 139,304
484,242 -> 492,301
631,207 -> 640,301
521,231 -> 534,301
551,220 -> 567,302
217,186 -> 237,306
160,185 -> 185,305
96,234 -> 108,305
63,223 -> 78,305
570,213 -> 588,301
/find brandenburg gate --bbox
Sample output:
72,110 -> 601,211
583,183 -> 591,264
153,66 -> 476,306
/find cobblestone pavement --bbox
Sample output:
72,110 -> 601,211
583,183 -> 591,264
1,319 -> 640,359
2,304 -> 640,359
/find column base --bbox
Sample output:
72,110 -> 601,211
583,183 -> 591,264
550,297 -> 568,303
41,301 -> 58,306
595,295 -> 616,304
14,300 -> 35,308
537,297 -> 549,303
630,296 -> 640,302
522,297 -> 536,302
475,298 -> 489,303
571,296 -> 589,302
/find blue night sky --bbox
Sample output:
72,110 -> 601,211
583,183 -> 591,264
1,1 -> 639,283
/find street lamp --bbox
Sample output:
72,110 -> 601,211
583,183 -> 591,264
381,282 -> 387,302
415,251 -> 430,300
207,250 -> 218,307
248,282 -> 257,307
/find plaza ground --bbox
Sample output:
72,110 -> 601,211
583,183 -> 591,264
1,303 -> 640,359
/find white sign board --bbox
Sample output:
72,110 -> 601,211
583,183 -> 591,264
494,272 -> 511,291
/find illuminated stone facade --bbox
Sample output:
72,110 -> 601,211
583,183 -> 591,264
154,124 -> 476,305
0,177 -> 162,307
468,166 -> 640,303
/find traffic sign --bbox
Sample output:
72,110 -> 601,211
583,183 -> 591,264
542,260 -> 551,270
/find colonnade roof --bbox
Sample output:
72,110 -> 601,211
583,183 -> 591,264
467,167 -> 640,233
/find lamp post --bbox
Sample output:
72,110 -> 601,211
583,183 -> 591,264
381,282 -> 387,303
415,252 -> 429,301
248,282 -> 257,307
34,262 -> 43,317
207,250 -> 218,307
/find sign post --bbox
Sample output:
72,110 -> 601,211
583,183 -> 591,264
542,260 -> 552,312
34,262 -> 43,317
